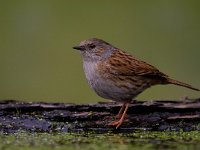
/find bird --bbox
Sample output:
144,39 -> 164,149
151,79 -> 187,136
73,38 -> 199,129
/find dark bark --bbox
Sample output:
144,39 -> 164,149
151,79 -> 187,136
0,99 -> 200,133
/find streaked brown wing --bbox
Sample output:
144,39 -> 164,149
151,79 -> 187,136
101,49 -> 167,78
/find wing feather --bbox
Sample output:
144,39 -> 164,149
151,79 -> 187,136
101,50 -> 167,78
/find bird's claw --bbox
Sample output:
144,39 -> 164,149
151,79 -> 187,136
108,120 -> 122,129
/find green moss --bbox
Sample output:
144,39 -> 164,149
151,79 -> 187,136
0,131 -> 200,150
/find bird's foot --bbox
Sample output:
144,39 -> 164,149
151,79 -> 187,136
108,120 -> 123,129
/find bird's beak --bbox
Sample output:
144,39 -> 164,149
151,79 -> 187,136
73,45 -> 85,51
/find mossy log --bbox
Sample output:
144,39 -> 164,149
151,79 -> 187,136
0,99 -> 200,133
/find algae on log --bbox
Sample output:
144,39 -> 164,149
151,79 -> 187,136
0,99 -> 200,133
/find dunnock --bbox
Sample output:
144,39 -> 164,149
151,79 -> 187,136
73,38 -> 199,129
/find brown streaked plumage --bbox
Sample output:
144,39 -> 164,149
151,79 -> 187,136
73,38 -> 199,129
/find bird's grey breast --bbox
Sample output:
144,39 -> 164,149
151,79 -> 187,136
82,48 -> 114,85
83,60 -> 113,99
83,60 -> 99,88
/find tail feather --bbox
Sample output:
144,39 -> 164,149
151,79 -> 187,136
167,78 -> 200,91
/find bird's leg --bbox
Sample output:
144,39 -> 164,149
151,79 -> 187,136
115,103 -> 125,119
108,103 -> 129,129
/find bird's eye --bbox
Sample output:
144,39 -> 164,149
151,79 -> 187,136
88,44 -> 96,49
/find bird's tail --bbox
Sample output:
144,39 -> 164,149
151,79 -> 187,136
167,78 -> 200,91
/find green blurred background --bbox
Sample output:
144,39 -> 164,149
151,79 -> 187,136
0,0 -> 199,103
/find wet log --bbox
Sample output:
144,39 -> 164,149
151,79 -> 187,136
0,98 -> 200,133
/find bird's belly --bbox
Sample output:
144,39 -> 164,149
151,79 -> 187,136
83,61 -> 140,101
92,77 -> 138,101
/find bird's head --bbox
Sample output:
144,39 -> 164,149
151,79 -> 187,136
73,38 -> 115,61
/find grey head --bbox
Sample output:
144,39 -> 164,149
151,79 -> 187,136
73,38 -> 116,61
